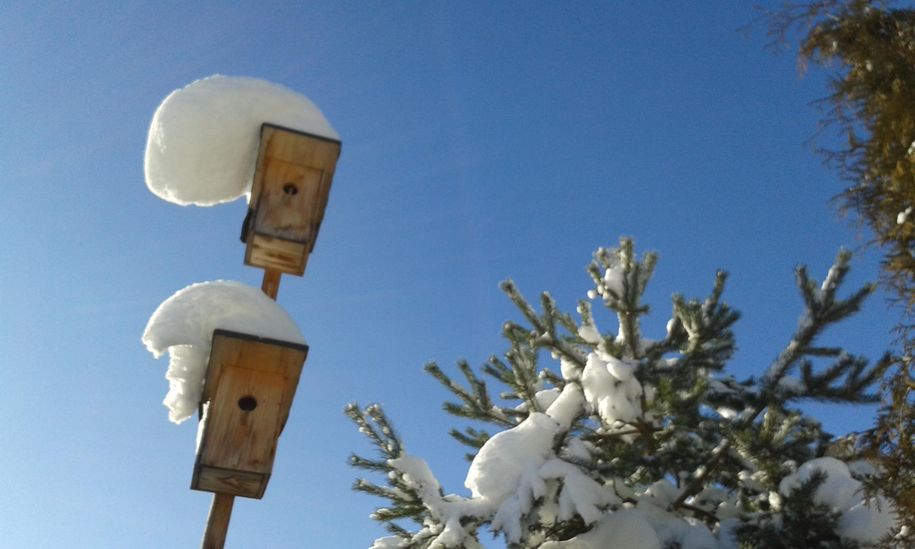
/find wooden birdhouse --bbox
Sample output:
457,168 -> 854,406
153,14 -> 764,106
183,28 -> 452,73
241,123 -> 342,276
192,329 -> 309,499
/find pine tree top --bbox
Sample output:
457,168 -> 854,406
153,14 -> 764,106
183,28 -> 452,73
349,239 -> 899,548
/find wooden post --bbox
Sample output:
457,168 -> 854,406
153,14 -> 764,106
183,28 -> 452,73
197,269 -> 282,547
202,492 -> 235,549
261,269 -> 282,300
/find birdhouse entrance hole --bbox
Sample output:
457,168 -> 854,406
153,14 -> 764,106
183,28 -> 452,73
238,395 -> 258,411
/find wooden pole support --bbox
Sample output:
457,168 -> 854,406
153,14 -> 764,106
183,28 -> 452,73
202,492 -> 235,549
261,269 -> 282,300
198,269 -> 279,546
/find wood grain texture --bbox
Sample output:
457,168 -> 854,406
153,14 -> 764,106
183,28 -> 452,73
192,330 -> 308,499
261,269 -> 281,299
201,493 -> 234,549
195,466 -> 267,498
247,234 -> 308,275
244,123 -> 341,276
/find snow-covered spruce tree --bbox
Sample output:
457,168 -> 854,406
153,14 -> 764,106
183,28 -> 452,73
347,238 -> 899,548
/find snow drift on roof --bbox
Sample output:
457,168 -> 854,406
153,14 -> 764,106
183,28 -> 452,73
142,280 -> 305,423
144,75 -> 338,206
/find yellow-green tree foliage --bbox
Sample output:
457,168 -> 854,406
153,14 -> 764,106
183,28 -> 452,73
768,3 -> 915,544
773,0 -> 915,313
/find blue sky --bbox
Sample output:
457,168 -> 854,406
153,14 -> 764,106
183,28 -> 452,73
0,2 -> 899,547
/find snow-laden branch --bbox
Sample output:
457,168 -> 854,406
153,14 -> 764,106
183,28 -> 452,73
349,240 -> 899,547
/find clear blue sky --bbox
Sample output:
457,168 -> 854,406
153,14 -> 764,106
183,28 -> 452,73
0,2 -> 898,547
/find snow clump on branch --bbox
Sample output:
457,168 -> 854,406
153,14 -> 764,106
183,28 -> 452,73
779,457 -> 897,544
350,239 -> 900,547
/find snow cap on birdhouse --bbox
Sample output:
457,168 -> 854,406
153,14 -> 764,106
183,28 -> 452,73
241,123 -> 341,276
142,280 -> 306,424
192,329 -> 308,499
145,75 -> 339,207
